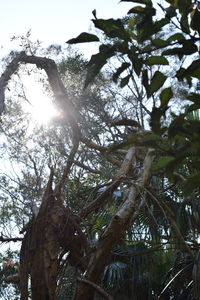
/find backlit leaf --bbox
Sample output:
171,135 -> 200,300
160,88 -> 173,107
67,32 -> 99,44
148,71 -> 167,97
113,62 -> 130,82
120,75 -> 131,88
146,56 -> 169,66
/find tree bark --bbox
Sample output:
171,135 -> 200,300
75,149 -> 154,300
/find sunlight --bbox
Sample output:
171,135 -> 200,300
23,82 -> 59,125
30,93 -> 58,124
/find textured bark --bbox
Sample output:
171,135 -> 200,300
0,52 -> 83,299
0,52 -> 154,300
20,172 -> 88,300
75,150 -> 154,300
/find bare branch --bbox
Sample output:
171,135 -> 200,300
73,160 -> 101,174
80,147 -> 136,218
77,277 -> 113,300
0,235 -> 23,242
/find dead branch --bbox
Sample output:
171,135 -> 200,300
0,235 -> 23,242
73,160 -> 101,174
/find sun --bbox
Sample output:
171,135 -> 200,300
23,82 -> 60,125
30,93 -> 58,124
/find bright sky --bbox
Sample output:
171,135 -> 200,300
0,0 -> 132,56
0,0 -> 133,125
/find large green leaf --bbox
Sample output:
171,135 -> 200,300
145,56 -> 169,66
93,18 -> 130,41
165,6 -> 177,18
160,88 -> 173,107
120,75 -> 131,88
167,33 -> 185,42
152,38 -> 169,47
187,93 -> 200,104
85,45 -> 115,86
67,32 -> 99,44
163,40 -> 197,56
128,6 -> 147,14
113,62 -> 130,82
150,107 -> 164,133
152,18 -> 169,35
177,59 -> 200,80
191,8 -> 200,34
148,71 -> 167,97
142,69 -> 149,94
128,53 -> 143,76
180,10 -> 190,34
184,59 -> 200,79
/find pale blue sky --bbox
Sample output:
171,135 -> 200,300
0,0 -> 132,56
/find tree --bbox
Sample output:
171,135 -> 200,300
0,0 -> 200,299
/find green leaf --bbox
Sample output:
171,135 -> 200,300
128,6 -> 146,14
142,69 -> 149,94
168,116 -> 185,138
148,71 -> 167,97
85,45 -> 115,86
180,11 -> 190,34
92,9 -> 97,19
128,53 -> 143,76
152,18 -> 169,34
178,0 -> 191,14
93,18 -> 130,40
187,93 -> 200,104
191,8 -> 200,34
177,59 -> 200,80
163,40 -> 197,56
113,62 -> 130,82
165,6 -> 177,18
67,32 -> 99,44
160,88 -> 173,107
185,59 -> 200,79
153,156 -> 175,171
120,75 -> 131,88
145,56 -> 169,66
167,33 -> 185,42
152,38 -> 169,47
150,107 -> 163,133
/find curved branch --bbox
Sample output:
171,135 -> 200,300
77,277 -> 113,300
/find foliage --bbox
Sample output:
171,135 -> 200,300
0,0 -> 200,299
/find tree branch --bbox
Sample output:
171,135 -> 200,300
0,235 -> 23,242
77,277 -> 113,300
80,147 -> 136,218
76,149 -> 154,300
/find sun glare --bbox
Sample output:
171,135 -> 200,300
23,83 -> 59,125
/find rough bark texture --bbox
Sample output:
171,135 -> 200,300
75,150 -> 154,300
0,52 -> 155,300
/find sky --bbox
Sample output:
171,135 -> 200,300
0,0 -> 133,57
0,0 -> 133,126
